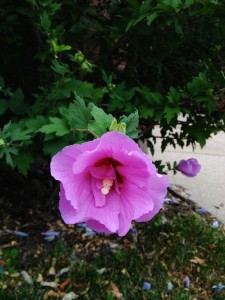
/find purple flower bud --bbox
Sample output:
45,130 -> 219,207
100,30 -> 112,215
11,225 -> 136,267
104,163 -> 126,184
183,276 -> 190,288
142,281 -> 151,291
177,158 -> 201,177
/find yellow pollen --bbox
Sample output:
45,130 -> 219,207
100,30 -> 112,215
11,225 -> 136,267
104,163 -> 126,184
101,178 -> 113,195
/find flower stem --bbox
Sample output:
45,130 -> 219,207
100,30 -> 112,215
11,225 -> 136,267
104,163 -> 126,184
70,128 -> 99,139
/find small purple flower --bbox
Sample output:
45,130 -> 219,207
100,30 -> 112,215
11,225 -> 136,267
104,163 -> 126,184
83,227 -> 96,237
44,236 -> 55,242
183,276 -> 190,288
142,281 -> 151,291
212,221 -> 219,228
177,158 -> 201,177
181,238 -> 186,246
14,231 -> 28,237
42,231 -> 60,237
196,208 -> 208,215
109,243 -> 119,249
131,227 -> 138,235
76,223 -> 87,229
164,198 -> 179,205
165,282 -> 173,293
212,285 -> 225,292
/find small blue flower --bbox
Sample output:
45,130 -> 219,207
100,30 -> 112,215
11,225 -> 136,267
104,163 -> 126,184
131,227 -> 138,235
83,230 -> 96,237
181,239 -> 186,246
212,285 -> 225,292
142,281 -> 151,291
164,198 -> 179,205
109,243 -> 118,249
212,221 -> 219,228
14,231 -> 28,237
76,223 -> 87,229
196,208 -> 208,215
165,282 -> 173,293
183,276 -> 190,288
42,231 -> 60,237
44,236 -> 55,242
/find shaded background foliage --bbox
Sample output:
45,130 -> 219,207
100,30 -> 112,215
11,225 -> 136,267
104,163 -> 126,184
0,0 -> 225,182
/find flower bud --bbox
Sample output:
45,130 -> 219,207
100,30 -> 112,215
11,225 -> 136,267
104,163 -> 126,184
177,158 -> 201,177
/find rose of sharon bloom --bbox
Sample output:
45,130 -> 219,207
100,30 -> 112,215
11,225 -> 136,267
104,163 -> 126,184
50,131 -> 169,236
177,158 -> 201,177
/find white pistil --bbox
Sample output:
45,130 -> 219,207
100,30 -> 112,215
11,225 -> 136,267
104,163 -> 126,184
101,178 -> 113,195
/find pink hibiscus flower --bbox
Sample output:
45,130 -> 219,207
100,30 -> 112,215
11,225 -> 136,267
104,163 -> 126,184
51,131 -> 169,236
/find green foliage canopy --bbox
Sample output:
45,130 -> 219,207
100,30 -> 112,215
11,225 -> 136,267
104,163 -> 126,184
0,0 -> 225,175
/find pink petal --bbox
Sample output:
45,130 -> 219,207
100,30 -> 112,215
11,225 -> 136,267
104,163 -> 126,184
116,181 -> 155,236
135,174 -> 169,222
51,141 -> 99,208
73,150 -> 105,174
73,131 -> 144,175
59,185 -> 78,224
91,177 -> 106,207
100,131 -> 143,157
64,190 -> 120,233
116,165 -> 149,188
90,164 -> 116,180
51,139 -> 99,180
86,220 -> 112,234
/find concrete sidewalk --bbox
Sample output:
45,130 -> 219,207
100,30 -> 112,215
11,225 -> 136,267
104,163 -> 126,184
146,131 -> 225,224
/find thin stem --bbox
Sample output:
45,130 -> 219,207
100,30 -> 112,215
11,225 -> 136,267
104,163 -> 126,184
70,128 -> 99,139
0,142 -> 24,148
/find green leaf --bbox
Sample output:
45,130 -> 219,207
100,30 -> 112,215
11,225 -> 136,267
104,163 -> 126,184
140,0 -> 152,15
3,147 -> 18,168
140,106 -> 155,118
51,60 -> 70,76
162,0 -> 182,12
9,89 -> 27,115
88,105 -> 114,136
38,117 -> 70,136
13,151 -> 33,176
119,110 -> 139,138
40,12 -> 51,30
0,99 -> 9,115
51,39 -> 72,53
146,12 -> 158,25
166,87 -> 180,104
25,116 -> 47,132
164,106 -> 180,124
10,128 -> 31,142
43,137 -> 73,156
1,121 -> 12,139
66,97 -> 93,129
48,79 -> 101,101
56,44 -> 72,53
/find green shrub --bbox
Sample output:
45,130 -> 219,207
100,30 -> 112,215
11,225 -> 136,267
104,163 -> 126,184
0,0 -> 225,175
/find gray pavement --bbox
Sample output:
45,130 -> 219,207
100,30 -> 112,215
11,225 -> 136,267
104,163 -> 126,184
141,130 -> 225,224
